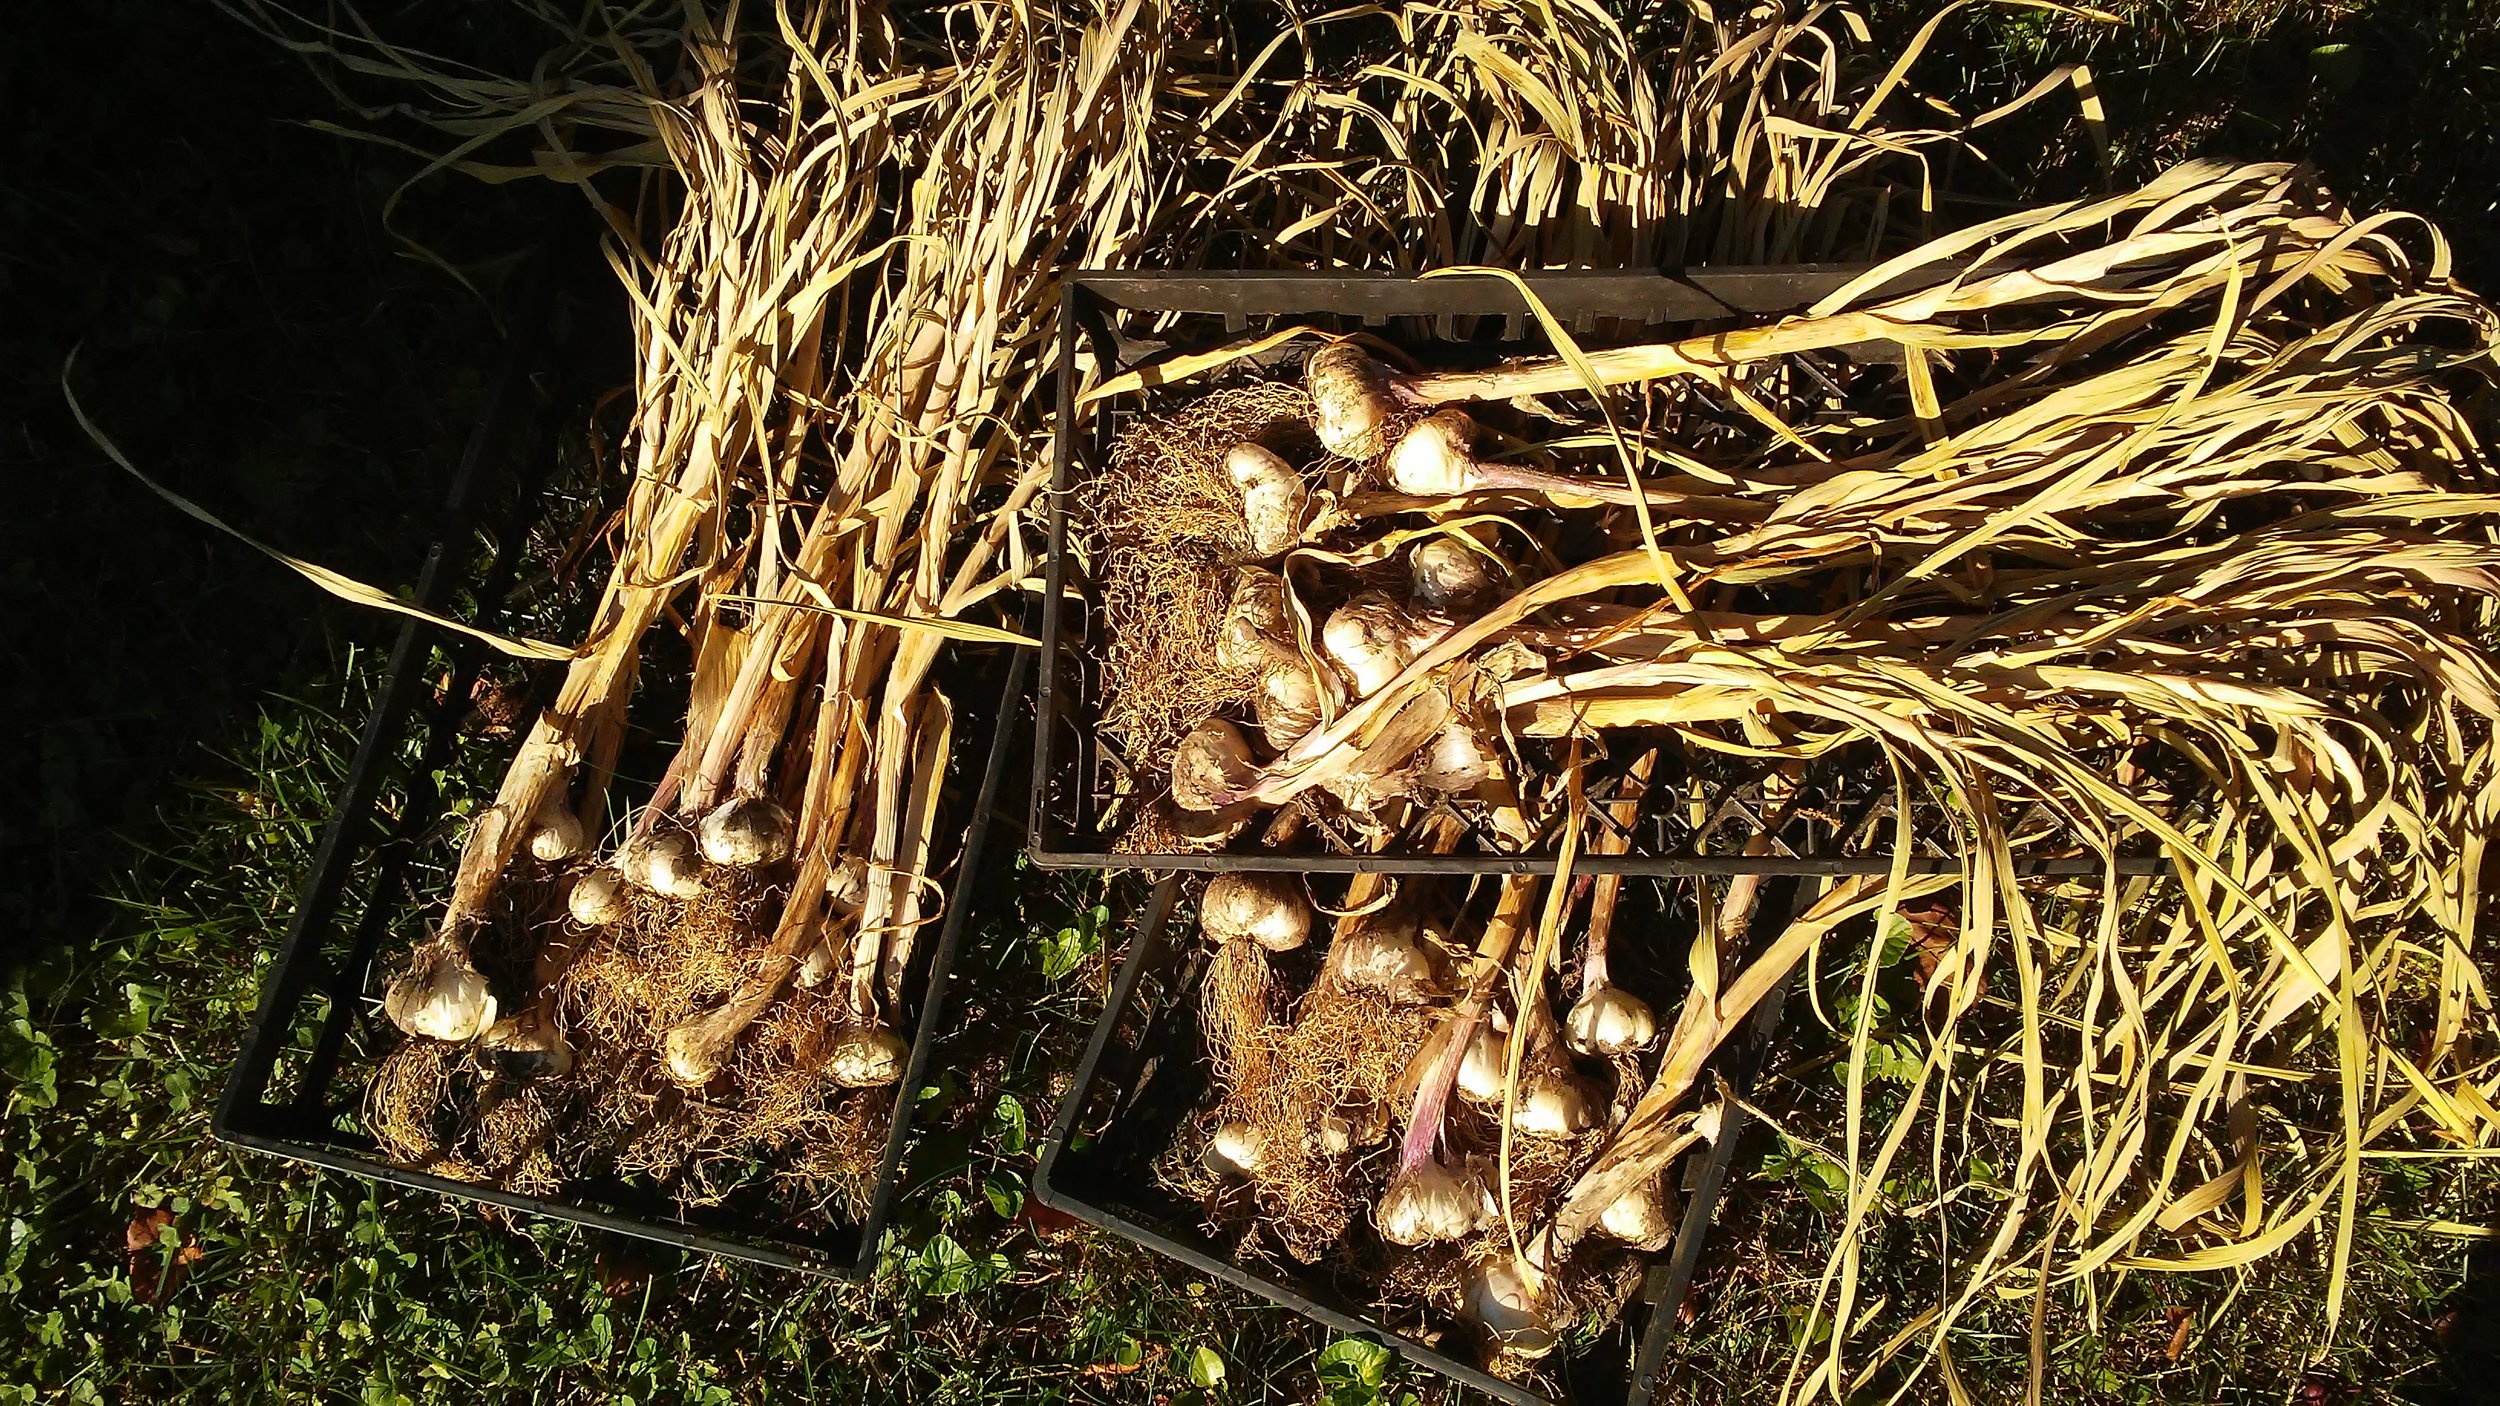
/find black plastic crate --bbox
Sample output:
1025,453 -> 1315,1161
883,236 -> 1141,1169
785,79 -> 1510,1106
210,274 -> 1037,1279
1029,269 -> 2171,879
1035,873 -> 1796,1406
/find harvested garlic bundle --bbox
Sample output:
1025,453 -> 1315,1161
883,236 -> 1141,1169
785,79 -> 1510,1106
1376,1158 -> 1488,1246
566,868 -> 631,927
1307,342 -> 1415,459
480,1008 -> 572,1080
619,831 -> 705,900
1170,718 -> 1259,813
698,794 -> 793,868
1225,444 -> 1307,558
1201,872 -> 1312,952
1416,719 -> 1493,794
1389,408 -> 1670,506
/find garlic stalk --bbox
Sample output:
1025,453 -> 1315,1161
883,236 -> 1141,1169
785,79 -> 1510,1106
1547,875 -> 1908,1249
1565,751 -> 1659,1058
1379,879 -> 1540,1242
1388,409 -> 1682,507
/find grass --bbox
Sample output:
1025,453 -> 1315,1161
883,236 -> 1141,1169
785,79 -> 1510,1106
5,0 -> 2497,1402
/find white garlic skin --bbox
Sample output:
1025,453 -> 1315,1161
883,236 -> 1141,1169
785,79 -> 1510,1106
1200,872 -> 1312,953
1409,536 -> 1497,615
1169,718 -> 1257,814
1256,663 -> 1326,752
620,832 -> 705,900
1386,410 -> 1482,497
383,945 -> 498,1043
1456,1023 -> 1509,1103
1564,984 -> 1657,1057
1225,443 -> 1308,559
1208,1120 -> 1266,1177
1465,1258 -> 1559,1359
483,1010 -> 574,1081
698,794 -> 793,868
526,804 -> 589,863
1328,919 -> 1438,1003
1306,343 -> 1404,459
566,867 -> 632,927
1310,1114 -> 1354,1158
1509,1071 -> 1597,1139
827,1027 -> 909,1087
1216,572 -> 1292,674
1597,1174 -> 1679,1249
1377,1160 -> 1488,1246
1416,721 -> 1492,794
1322,593 -> 1421,698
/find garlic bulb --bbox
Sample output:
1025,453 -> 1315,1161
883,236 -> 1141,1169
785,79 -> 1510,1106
1226,444 -> 1308,558
1322,592 -> 1420,697
1328,915 -> 1438,1003
1309,1114 -> 1354,1158
481,1009 -> 573,1080
1170,718 -> 1258,813
1416,720 -> 1493,793
1200,872 -> 1312,952
1208,1120 -> 1266,1177
1216,572 -> 1292,673
526,801 -> 589,863
619,831 -> 705,900
1376,1159 -> 1487,1246
826,1027 -> 909,1087
382,940 -> 498,1043
1464,1258 -> 1559,1358
566,868 -> 631,927
698,794 -> 793,868
1386,409 -> 1484,497
1597,1174 -> 1679,1249
1307,343 -> 1409,459
1564,983 -> 1657,1056
1456,1023 -> 1508,1103
1256,663 -> 1326,752
1409,536 -> 1498,615
1510,1070 -> 1596,1139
